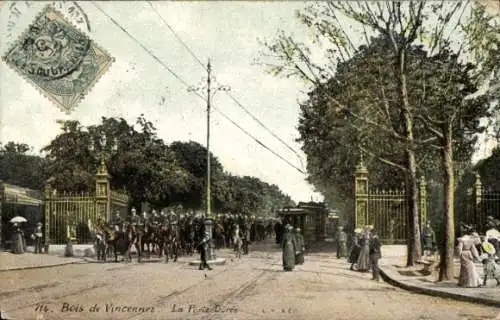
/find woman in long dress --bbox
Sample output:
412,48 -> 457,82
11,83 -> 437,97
457,230 -> 481,288
294,227 -> 305,265
281,224 -> 296,271
11,223 -> 25,254
357,226 -> 371,272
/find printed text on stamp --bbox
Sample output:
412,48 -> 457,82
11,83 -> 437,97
2,5 -> 113,114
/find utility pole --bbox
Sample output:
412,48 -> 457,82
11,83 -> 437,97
188,59 -> 230,263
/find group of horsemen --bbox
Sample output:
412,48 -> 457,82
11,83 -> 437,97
91,207 -> 274,263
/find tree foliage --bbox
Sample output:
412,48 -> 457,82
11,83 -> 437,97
0,116 -> 294,216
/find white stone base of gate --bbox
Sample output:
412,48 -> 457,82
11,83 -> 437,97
188,258 -> 226,266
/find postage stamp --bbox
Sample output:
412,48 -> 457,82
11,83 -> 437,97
2,5 -> 113,114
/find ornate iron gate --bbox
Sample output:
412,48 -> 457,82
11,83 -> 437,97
44,161 -> 129,245
354,161 -> 427,244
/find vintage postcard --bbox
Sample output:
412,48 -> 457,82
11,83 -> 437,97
1,1 -> 500,320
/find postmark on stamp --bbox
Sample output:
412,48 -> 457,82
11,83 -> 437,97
2,5 -> 113,114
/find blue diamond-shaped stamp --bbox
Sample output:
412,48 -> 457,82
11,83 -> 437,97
2,5 -> 114,114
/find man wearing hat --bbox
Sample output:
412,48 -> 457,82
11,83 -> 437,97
197,226 -> 213,270
348,228 -> 362,270
33,222 -> 43,254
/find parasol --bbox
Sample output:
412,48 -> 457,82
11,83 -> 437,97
9,216 -> 27,223
486,229 -> 500,239
482,241 -> 496,255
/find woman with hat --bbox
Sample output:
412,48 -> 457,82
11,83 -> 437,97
281,224 -> 297,271
481,239 -> 500,286
357,225 -> 372,272
11,222 -> 25,254
457,225 -> 481,287
348,228 -> 362,270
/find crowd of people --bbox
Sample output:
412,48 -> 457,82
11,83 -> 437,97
90,208 -> 276,267
279,224 -> 305,272
339,225 -> 383,281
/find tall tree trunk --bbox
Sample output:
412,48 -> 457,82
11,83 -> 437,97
398,48 -> 422,267
439,126 -> 455,281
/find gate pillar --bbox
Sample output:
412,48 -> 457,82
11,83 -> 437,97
43,183 -> 52,248
354,159 -> 369,229
96,160 -> 111,221
473,173 -> 483,231
418,176 -> 427,228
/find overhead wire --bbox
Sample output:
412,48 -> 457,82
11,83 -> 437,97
91,2 -> 305,174
146,1 -> 306,169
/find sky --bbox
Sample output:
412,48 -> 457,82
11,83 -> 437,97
0,1 -> 324,203
0,1 -> 498,203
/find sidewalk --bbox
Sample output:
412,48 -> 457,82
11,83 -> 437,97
0,251 -> 83,271
379,245 -> 500,308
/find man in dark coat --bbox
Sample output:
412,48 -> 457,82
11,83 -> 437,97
33,222 -> 43,254
369,228 -> 382,281
275,221 -> 283,244
348,228 -> 362,270
198,228 -> 212,270
421,221 -> 436,257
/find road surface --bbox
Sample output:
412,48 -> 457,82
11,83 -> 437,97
0,240 -> 498,320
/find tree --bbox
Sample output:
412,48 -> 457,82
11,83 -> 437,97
260,1 -> 500,274
0,142 -> 47,190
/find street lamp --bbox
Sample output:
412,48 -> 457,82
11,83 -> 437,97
90,132 -> 118,164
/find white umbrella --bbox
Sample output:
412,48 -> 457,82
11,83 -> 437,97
10,216 -> 27,223
486,229 -> 500,239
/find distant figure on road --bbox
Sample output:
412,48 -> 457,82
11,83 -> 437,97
281,224 -> 296,272
233,224 -> 243,260
294,227 -> 305,265
335,226 -> 348,259
357,226 -> 372,272
275,221 -> 283,245
348,228 -> 362,270
421,221 -> 436,257
369,228 -> 382,282
197,228 -> 212,271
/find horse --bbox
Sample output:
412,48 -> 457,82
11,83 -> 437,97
105,222 -> 142,263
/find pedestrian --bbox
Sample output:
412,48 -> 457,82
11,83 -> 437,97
233,224 -> 243,259
369,228 -> 382,281
294,227 -> 305,265
335,226 -> 348,259
11,223 -> 25,254
421,221 -> 435,257
275,221 -> 283,244
457,225 -> 481,287
281,224 -> 296,272
197,227 -> 212,271
348,228 -> 362,270
356,226 -> 371,272
481,240 -> 500,286
33,222 -> 43,254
